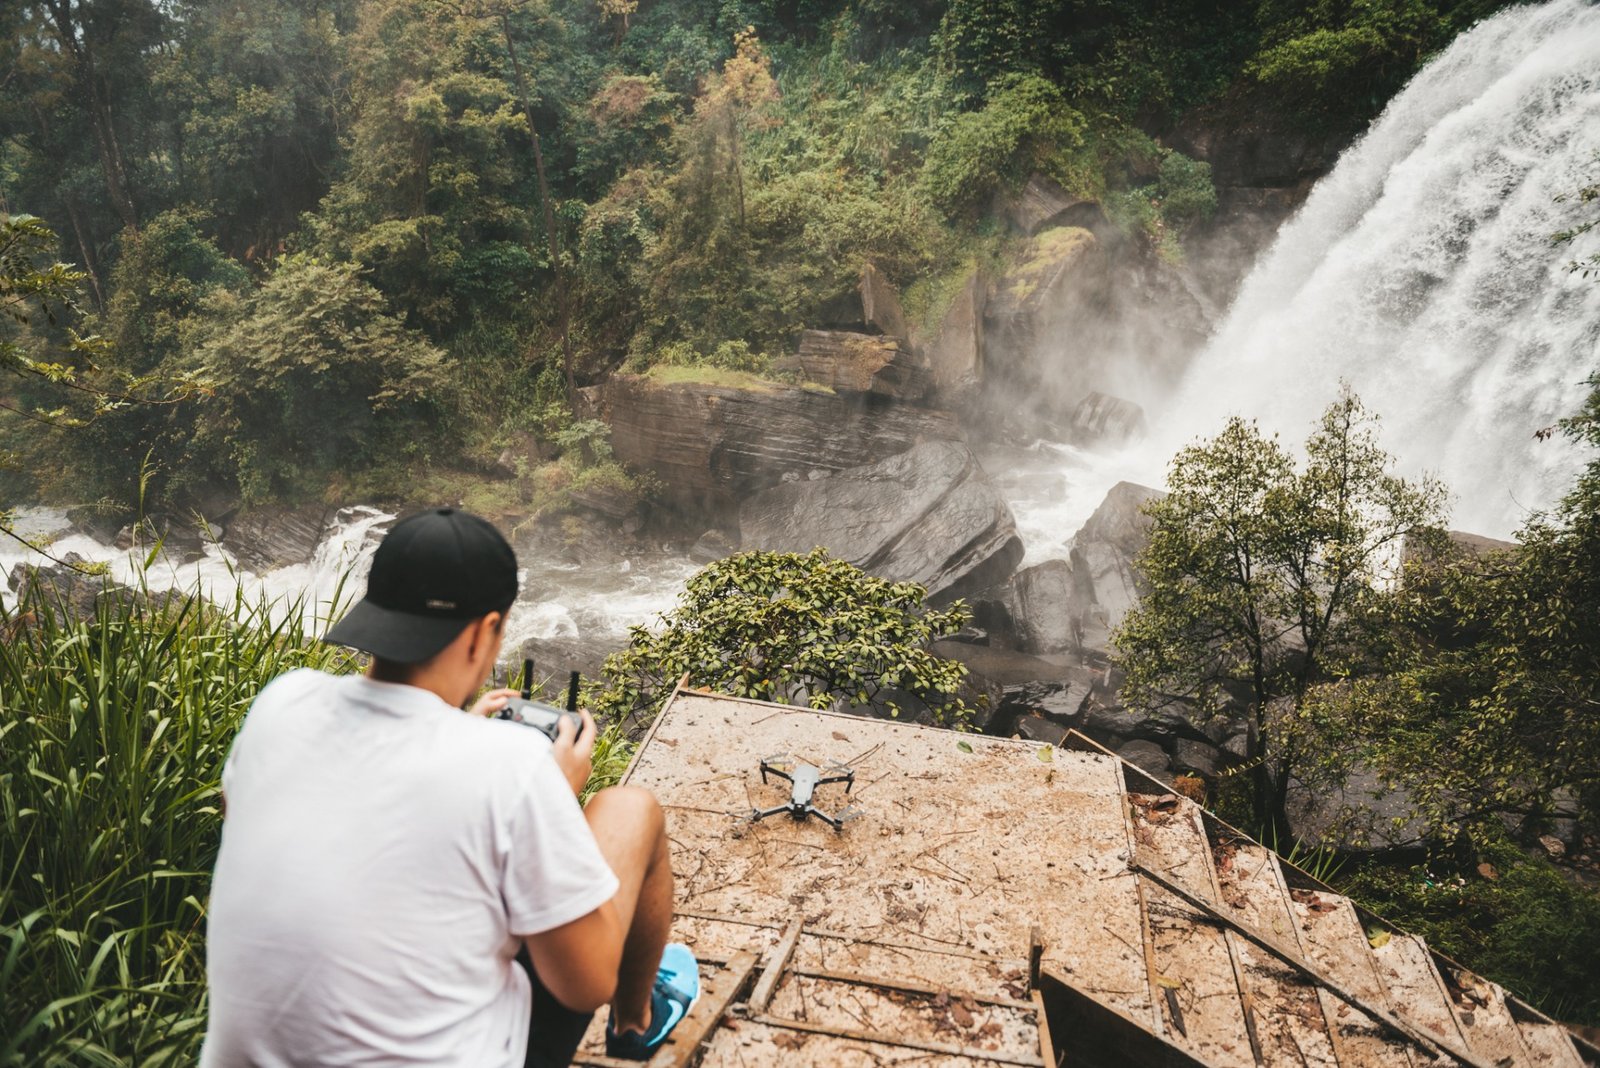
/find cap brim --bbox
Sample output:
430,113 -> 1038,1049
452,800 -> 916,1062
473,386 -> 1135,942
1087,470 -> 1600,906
322,598 -> 474,664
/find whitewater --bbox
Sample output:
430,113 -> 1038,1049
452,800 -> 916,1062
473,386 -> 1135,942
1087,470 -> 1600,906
1027,0 -> 1600,546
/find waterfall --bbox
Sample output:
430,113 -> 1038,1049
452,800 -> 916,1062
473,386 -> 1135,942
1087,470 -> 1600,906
1047,0 -> 1600,543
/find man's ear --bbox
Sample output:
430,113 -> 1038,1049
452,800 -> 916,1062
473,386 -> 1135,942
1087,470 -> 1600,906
468,611 -> 504,663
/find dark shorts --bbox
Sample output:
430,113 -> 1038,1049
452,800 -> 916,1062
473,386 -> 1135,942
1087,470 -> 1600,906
519,947 -> 595,1068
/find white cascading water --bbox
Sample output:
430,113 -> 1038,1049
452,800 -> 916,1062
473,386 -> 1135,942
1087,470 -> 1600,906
1028,0 -> 1600,545
0,504 -> 696,649
0,505 -> 391,623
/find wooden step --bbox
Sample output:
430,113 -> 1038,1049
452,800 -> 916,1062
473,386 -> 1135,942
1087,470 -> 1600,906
1513,1016 -> 1585,1068
1370,932 -> 1470,1053
1288,889 -> 1419,1068
1127,794 -> 1253,1065
1214,840 -> 1340,1067
760,971 -> 1044,1064
1441,967 -> 1536,1067
1034,754 -> 1156,1028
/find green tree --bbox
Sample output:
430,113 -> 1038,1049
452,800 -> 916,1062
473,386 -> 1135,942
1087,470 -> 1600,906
1333,377 -> 1600,841
1113,389 -> 1446,831
591,548 -> 974,731
918,73 -> 1085,220
183,254 -> 447,502
0,214 -> 201,560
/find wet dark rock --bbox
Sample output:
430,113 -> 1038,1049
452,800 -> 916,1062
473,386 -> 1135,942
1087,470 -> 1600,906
858,263 -> 909,340
509,635 -> 627,695
1285,762 -> 1433,855
1002,175 -> 1108,237
1016,714 -> 1069,746
115,515 -> 209,563
583,374 -> 964,525
1167,88 -> 1352,190
912,268 -> 986,406
1116,740 -> 1172,781
689,529 -> 738,563
931,641 -> 1063,687
739,441 -> 1023,602
66,504 -> 129,544
1172,738 -> 1224,778
985,226 -> 1100,373
1221,728 -> 1251,762
7,554 -> 109,617
1068,481 -> 1163,654
568,482 -> 638,522
1003,675 -> 1094,725
1068,393 -> 1146,446
226,506 -> 332,572
1008,559 -> 1076,655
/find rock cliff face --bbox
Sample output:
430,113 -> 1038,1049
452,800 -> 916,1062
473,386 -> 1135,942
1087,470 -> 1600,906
773,330 -> 931,402
581,374 -> 964,523
738,440 -> 1023,601
984,226 -> 1102,375
912,267 -> 986,406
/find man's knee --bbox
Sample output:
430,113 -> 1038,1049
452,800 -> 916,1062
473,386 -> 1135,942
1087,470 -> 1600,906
585,785 -> 665,843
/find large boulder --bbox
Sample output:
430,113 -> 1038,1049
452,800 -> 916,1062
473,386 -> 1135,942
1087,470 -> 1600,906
773,330 -> 930,402
858,263 -> 909,339
1068,481 -> 1163,652
911,267 -> 987,406
1002,175 -> 1108,236
931,640 -> 1065,688
1008,559 -> 1076,655
1068,392 -> 1147,446
740,440 -> 1024,602
224,506 -> 332,572
985,226 -> 1101,368
582,374 -> 964,524
1285,762 -> 1434,856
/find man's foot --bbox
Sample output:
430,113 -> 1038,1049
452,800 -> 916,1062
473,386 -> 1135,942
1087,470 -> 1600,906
605,943 -> 700,1060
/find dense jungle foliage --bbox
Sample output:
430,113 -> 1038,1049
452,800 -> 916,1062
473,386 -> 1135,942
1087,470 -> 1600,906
0,0 -> 1515,514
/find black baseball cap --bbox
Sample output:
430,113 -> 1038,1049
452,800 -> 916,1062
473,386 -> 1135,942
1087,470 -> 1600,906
323,508 -> 519,663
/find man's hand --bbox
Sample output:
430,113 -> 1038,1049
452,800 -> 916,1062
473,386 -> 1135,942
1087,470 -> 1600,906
552,709 -> 597,796
467,687 -> 520,718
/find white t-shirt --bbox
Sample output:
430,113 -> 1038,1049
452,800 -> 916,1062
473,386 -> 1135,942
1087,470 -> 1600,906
199,669 -> 619,1067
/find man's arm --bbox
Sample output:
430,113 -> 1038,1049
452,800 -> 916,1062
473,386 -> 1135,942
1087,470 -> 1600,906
520,710 -> 624,1013
523,901 -> 627,1012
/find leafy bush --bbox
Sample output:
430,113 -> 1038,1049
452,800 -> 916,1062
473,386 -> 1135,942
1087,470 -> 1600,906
919,74 -> 1086,219
184,254 -> 449,502
0,579 -> 357,1064
590,548 -> 974,730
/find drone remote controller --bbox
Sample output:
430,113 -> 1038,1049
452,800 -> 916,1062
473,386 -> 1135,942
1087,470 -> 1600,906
494,659 -> 582,742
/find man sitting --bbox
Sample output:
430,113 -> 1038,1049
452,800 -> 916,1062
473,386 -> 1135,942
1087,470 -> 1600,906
200,508 -> 694,1066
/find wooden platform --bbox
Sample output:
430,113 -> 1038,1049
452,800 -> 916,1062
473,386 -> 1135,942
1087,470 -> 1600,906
568,685 -> 1596,1068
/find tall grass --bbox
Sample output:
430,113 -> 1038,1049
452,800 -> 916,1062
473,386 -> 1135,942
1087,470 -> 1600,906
0,579 -> 355,1065
1,571 -> 641,1064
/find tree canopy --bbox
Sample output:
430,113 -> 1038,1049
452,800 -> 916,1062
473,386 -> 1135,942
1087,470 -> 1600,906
1113,389 -> 1446,830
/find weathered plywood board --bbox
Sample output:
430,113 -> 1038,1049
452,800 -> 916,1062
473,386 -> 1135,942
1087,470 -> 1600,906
1443,969 -> 1535,1068
1215,841 -> 1339,1067
623,692 -> 1151,1024
1372,933 -> 1468,1052
1515,1018 -> 1585,1068
1290,891 -> 1417,1068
